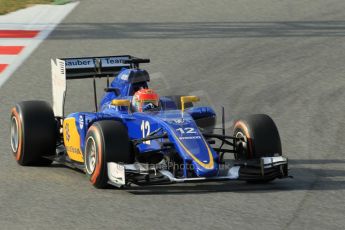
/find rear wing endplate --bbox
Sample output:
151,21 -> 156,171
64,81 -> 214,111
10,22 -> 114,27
51,55 -> 138,117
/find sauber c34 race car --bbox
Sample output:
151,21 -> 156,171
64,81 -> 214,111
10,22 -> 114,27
10,55 -> 289,188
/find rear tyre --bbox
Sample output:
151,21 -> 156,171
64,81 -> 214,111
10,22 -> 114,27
233,114 -> 282,183
84,120 -> 133,188
10,101 -> 57,166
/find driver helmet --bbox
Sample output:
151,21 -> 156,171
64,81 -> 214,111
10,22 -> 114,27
132,88 -> 160,112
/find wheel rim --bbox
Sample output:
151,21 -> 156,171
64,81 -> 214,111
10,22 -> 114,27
85,136 -> 97,175
235,131 -> 248,158
10,116 -> 19,153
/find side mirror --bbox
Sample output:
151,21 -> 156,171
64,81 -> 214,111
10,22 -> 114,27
111,99 -> 131,113
180,96 -> 200,112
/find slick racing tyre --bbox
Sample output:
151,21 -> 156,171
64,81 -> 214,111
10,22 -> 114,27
233,114 -> 282,160
233,114 -> 282,183
84,120 -> 133,188
10,101 -> 57,166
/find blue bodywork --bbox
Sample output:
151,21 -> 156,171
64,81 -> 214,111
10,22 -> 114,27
66,68 -> 218,177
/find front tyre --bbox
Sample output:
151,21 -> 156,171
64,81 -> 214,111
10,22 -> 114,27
233,114 -> 282,160
84,120 -> 133,188
233,114 -> 282,183
10,101 -> 57,166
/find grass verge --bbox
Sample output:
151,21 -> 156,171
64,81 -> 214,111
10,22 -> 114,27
0,0 -> 70,15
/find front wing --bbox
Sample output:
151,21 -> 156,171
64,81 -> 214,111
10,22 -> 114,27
107,156 -> 289,187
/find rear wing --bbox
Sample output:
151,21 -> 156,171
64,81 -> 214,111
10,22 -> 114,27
51,55 -> 149,117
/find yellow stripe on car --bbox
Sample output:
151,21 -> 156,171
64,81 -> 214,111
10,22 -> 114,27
171,131 -> 214,169
63,117 -> 84,162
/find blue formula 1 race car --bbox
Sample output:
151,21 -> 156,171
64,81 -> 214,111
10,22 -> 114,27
10,55 -> 289,188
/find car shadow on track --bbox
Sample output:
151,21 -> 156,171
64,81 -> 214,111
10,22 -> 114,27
43,159 -> 345,195
125,182 -> 289,195
125,181 -> 345,196
124,159 -> 345,195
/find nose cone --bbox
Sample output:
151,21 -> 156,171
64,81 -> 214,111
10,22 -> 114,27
158,111 -> 219,177
192,160 -> 219,177
173,131 -> 219,177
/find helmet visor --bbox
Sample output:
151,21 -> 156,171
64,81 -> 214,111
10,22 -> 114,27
140,100 -> 159,112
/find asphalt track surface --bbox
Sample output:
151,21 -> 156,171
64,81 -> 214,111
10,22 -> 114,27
1,1 -> 345,229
